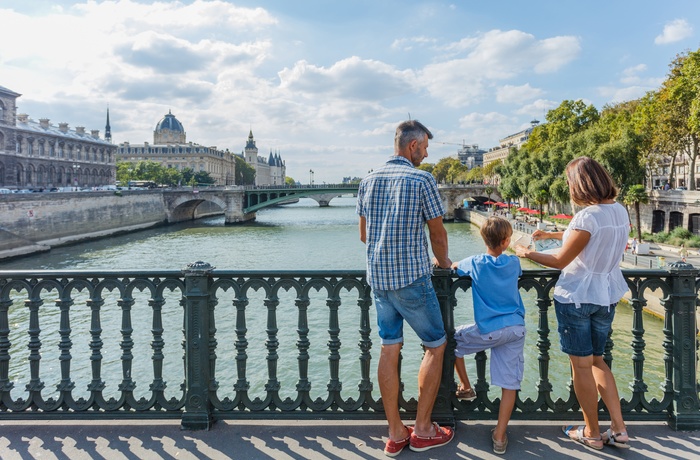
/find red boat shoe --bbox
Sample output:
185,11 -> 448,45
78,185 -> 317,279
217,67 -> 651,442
384,425 -> 413,457
409,422 -> 454,452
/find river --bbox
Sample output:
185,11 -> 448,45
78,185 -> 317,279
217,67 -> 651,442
0,197 -> 667,404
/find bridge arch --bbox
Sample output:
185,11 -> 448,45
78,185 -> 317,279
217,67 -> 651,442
167,194 -> 227,223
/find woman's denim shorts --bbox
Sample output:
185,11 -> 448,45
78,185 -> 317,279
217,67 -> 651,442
554,300 -> 616,357
373,274 -> 446,348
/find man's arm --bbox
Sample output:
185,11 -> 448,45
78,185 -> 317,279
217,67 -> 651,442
426,216 -> 451,268
359,215 -> 367,244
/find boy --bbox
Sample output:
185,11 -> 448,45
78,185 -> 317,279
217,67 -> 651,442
451,216 -> 526,455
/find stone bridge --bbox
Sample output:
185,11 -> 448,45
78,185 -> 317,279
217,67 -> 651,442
161,183 -> 499,224
162,184 -> 360,224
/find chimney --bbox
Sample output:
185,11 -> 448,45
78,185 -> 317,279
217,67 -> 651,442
76,126 -> 85,135
59,122 -> 69,133
91,129 -> 100,139
39,118 -> 50,129
17,114 -> 29,123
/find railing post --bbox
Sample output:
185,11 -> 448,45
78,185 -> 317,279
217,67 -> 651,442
432,268 -> 456,427
181,261 -> 215,430
667,261 -> 700,430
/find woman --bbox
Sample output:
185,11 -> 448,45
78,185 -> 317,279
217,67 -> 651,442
515,157 -> 630,450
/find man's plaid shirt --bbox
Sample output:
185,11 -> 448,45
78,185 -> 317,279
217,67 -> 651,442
356,156 -> 445,291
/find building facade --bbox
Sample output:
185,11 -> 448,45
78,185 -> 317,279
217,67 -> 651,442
0,85 -> 116,190
242,130 -> 286,186
456,143 -> 486,170
117,111 -> 237,186
482,120 -> 540,169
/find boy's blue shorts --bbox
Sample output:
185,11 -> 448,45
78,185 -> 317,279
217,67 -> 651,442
454,324 -> 526,390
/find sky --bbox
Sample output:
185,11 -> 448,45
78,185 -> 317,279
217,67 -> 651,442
1,1 -> 699,184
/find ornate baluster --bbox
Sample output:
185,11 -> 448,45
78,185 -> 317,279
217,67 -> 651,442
117,294 -> 136,397
295,293 -> 311,403
55,291 -> 75,398
264,293 -> 280,398
86,295 -> 105,398
629,281 -> 648,402
149,294 -> 166,398
233,295 -> 250,395
535,284 -> 553,405
357,285 -> 373,403
25,293 -> 44,404
326,296 -> 342,399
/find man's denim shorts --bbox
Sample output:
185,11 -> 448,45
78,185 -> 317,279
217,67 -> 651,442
373,274 -> 446,348
554,300 -> 616,357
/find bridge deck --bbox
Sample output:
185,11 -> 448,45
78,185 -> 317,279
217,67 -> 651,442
0,419 -> 692,459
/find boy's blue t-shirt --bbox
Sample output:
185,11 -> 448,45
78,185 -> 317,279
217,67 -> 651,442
454,253 -> 525,334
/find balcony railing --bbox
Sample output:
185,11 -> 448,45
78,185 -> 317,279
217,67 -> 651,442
0,262 -> 698,430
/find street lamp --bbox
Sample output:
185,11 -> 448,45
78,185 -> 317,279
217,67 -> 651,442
309,169 -> 314,186
72,164 -> 80,191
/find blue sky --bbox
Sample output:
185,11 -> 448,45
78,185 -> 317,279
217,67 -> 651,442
1,1 -> 698,183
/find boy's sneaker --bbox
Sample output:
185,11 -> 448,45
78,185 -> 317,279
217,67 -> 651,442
455,387 -> 477,401
409,422 -> 454,452
492,428 -> 508,454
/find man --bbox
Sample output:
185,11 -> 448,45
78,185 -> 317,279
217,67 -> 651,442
356,120 -> 453,456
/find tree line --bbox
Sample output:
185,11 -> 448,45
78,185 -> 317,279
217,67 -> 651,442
424,48 -> 700,241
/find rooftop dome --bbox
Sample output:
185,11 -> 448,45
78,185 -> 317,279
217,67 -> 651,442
155,110 -> 184,132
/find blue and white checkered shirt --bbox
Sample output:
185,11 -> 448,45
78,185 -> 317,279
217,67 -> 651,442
356,156 -> 445,290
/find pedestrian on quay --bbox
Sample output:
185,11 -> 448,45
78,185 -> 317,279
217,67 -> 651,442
679,244 -> 688,262
451,216 -> 526,455
357,119 -> 454,456
515,156 -> 630,451
631,237 -> 638,254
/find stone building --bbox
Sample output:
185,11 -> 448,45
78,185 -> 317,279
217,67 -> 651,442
117,111 -> 237,186
456,143 -> 485,170
483,119 -> 540,169
0,85 -> 116,190
242,130 -> 285,186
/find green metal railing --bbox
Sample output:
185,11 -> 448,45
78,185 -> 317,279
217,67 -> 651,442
0,262 -> 698,430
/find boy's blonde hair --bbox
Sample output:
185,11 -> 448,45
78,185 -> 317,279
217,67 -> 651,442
480,216 -> 513,250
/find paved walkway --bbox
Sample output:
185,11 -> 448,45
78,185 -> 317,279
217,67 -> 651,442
0,419 -> 698,459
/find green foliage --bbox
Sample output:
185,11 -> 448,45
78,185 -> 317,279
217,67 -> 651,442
285,176 -> 296,185
234,156 -> 256,185
670,227 -> 693,239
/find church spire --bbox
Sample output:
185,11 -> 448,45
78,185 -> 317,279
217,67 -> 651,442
105,108 -> 112,143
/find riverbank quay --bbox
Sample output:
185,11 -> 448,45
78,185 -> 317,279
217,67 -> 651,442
0,419 -> 697,459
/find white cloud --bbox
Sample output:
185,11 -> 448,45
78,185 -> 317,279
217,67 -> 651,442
390,36 -> 438,51
420,30 -> 580,107
496,84 -> 544,104
278,57 -> 418,101
655,19 -> 693,45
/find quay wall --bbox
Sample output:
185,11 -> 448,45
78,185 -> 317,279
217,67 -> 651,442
0,191 -> 168,257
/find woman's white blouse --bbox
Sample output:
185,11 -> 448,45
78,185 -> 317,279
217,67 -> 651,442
553,202 -> 630,307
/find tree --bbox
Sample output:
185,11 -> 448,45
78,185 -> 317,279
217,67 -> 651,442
623,184 -> 649,242
528,182 -> 550,223
234,156 -> 256,185
285,176 -> 296,185
432,157 -> 461,184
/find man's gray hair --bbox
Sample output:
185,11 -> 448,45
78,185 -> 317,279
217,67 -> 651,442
395,120 -> 433,151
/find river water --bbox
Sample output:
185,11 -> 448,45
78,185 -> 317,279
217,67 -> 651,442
0,197 -> 667,404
